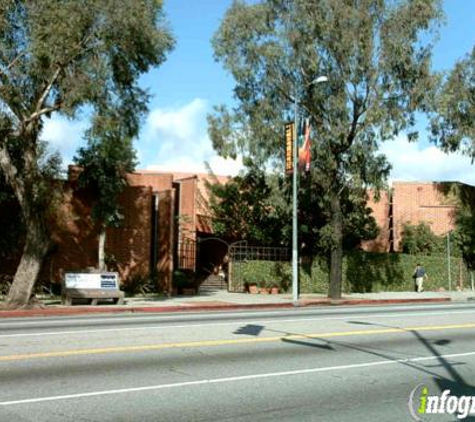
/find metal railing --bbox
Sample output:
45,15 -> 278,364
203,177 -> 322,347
229,245 -> 290,292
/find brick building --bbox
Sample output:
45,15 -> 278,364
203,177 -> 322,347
35,168 -> 228,293
2,171 -> 471,293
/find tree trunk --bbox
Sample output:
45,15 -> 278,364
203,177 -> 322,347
0,139 -> 51,308
328,192 -> 343,300
98,226 -> 106,271
5,219 -> 50,308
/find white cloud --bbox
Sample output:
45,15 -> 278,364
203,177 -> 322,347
138,98 -> 243,176
36,99 -> 243,177
380,136 -> 475,186
207,155 -> 244,176
41,116 -> 87,164
146,155 -> 243,177
41,108 -> 472,185
146,98 -> 207,141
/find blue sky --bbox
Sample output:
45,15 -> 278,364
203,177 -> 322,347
43,0 -> 475,184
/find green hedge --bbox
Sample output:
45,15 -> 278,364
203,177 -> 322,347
230,252 -> 471,294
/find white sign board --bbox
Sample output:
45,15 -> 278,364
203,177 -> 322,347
64,272 -> 119,290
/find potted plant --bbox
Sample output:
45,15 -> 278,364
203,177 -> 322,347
173,270 -> 196,295
244,274 -> 259,294
248,283 -> 258,294
259,280 -> 269,294
270,284 -> 280,294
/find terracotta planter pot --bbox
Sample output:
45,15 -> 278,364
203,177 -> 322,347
270,287 -> 279,294
248,284 -> 258,294
259,287 -> 270,294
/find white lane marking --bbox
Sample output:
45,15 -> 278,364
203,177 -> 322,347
2,350 -> 475,406
1,309 -> 475,338
0,303 -> 468,327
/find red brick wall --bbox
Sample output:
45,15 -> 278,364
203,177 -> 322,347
40,183 -> 153,287
176,177 -> 197,241
156,190 -> 174,293
392,182 -> 457,251
361,182 -> 461,253
106,186 -> 153,283
175,178 -> 197,271
361,190 -> 390,252
40,185 -> 98,285
127,172 -> 173,192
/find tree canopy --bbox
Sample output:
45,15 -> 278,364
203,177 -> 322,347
448,184 -> 475,270
209,0 -> 442,298
400,222 -> 445,255
75,111 -> 137,228
206,165 -> 287,246
431,47 -> 475,159
429,43 -> 475,270
74,110 -> 137,270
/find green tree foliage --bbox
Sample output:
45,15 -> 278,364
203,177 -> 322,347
206,165 -> 286,246
209,0 -> 441,298
449,184 -> 475,270
0,172 -> 23,264
430,47 -> 475,159
74,110 -> 137,270
401,184 -> 475,269
429,46 -> 475,267
0,0 -> 174,307
400,222 -> 445,255
207,164 -> 379,256
298,174 -> 380,257
452,212 -> 475,270
0,141 -> 61,263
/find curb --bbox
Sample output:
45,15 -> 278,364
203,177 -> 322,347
0,297 -> 451,318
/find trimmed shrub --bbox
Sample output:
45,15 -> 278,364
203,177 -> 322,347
230,251 -> 469,294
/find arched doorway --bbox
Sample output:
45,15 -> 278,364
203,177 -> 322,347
196,236 -> 246,291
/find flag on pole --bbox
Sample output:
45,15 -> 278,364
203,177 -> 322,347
285,122 -> 294,174
298,118 -> 311,171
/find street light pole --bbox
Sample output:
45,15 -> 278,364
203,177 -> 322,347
292,95 -> 299,304
291,76 -> 328,306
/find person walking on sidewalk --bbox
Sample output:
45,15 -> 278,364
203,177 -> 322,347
413,263 -> 428,292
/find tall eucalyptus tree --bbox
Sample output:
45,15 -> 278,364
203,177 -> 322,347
209,0 -> 442,298
0,0 -> 174,307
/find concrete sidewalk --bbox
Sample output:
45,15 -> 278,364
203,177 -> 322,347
1,289 -> 474,318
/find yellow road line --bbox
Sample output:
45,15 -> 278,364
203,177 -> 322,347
2,322 -> 475,362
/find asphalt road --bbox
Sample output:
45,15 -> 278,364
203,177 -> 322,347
1,303 -> 475,421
